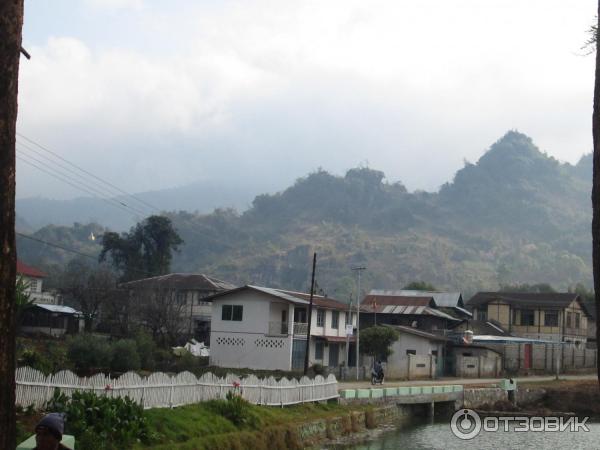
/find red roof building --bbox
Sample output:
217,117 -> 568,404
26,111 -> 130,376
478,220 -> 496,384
16,261 -> 47,278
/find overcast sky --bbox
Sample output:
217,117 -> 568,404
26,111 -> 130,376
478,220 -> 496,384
16,0 -> 596,200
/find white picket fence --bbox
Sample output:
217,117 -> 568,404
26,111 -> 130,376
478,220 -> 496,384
15,367 -> 339,410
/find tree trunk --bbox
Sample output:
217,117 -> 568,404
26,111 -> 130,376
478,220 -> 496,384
593,4 -> 600,388
0,1 -> 24,448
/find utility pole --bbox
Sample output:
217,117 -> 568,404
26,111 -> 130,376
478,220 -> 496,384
352,266 -> 366,381
0,2 -> 24,448
592,2 -> 600,388
303,253 -> 317,375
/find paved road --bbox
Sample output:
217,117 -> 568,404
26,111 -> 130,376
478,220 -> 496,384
338,374 -> 596,390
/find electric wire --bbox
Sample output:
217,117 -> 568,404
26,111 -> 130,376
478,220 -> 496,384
17,132 -> 161,213
17,139 -> 152,215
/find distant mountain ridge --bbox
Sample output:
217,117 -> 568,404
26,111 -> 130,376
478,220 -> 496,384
18,131 -> 593,297
16,178 -> 274,231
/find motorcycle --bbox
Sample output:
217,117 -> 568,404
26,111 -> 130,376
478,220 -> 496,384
371,368 -> 384,385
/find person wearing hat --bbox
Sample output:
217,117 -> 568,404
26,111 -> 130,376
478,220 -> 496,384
33,413 -> 71,450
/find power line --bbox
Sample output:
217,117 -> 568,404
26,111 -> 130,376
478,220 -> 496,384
17,154 -> 145,218
17,148 -> 149,217
16,132 -> 161,213
17,140 -> 152,216
16,232 -> 98,261
16,232 -> 156,278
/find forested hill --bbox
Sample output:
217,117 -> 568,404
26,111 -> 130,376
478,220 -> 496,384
18,131 -> 593,298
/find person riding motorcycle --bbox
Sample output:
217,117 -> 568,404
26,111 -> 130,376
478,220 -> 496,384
372,360 -> 384,383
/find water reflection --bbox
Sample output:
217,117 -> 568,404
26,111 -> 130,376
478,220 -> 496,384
327,421 -> 600,450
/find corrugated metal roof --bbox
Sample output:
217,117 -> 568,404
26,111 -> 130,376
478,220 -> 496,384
362,295 -> 433,307
120,273 -> 236,291
206,285 -> 350,311
365,303 -> 460,321
391,325 -> 449,341
369,289 -> 464,308
467,292 -> 590,318
472,335 -> 558,344
35,304 -> 82,315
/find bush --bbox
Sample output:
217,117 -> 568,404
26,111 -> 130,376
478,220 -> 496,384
19,349 -> 53,374
310,363 -> 325,376
134,331 -> 157,371
67,334 -> 112,373
110,339 -> 141,373
208,391 -> 260,428
172,350 -> 204,373
46,389 -> 153,450
17,338 -> 70,374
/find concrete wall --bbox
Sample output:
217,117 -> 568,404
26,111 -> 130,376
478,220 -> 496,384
453,347 -> 502,378
501,342 -> 597,374
210,292 -> 294,370
209,290 -> 355,370
210,330 -> 293,370
463,388 -> 508,409
307,309 -> 356,338
383,332 -> 442,379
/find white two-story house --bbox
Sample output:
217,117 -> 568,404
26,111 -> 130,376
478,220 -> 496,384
208,285 -> 357,371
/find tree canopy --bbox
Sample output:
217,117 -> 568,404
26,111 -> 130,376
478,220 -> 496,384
360,326 -> 399,360
402,281 -> 436,291
99,215 -> 183,282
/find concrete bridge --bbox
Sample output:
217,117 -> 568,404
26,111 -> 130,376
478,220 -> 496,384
339,385 -> 465,418
339,380 -> 519,419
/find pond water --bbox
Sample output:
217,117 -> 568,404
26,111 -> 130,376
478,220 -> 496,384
326,420 -> 600,450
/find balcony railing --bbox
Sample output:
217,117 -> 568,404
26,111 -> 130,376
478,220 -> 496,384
268,321 -> 289,336
293,322 -> 308,335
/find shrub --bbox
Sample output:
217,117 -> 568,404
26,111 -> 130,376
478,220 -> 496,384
67,334 -> 111,372
19,348 -> 53,374
134,331 -> 157,370
310,363 -> 325,376
110,339 -> 141,373
208,391 -> 260,428
46,389 -> 153,450
172,349 -> 204,373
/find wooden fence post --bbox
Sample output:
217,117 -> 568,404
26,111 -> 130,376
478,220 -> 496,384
169,380 -> 174,408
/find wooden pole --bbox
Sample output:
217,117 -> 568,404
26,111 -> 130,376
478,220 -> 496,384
303,253 -> 317,375
0,1 -> 24,448
592,2 -> 600,387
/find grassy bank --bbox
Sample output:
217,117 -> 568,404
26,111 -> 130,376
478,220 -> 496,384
137,401 -> 370,450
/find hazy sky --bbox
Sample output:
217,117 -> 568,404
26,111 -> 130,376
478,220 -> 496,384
17,0 -> 596,200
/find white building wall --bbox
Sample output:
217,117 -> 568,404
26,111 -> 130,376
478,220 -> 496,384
210,291 -> 293,370
209,290 -> 356,371
308,308 -> 355,338
385,333 -> 443,379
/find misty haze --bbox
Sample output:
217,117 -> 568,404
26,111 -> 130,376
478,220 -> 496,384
5,1 -> 600,450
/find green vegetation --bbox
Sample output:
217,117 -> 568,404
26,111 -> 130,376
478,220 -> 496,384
15,276 -> 34,326
67,334 -> 112,372
100,215 -> 183,282
17,131 -> 594,295
139,400 -> 369,449
46,389 -> 152,450
359,326 -> 400,360
403,281 -> 436,291
17,338 -> 70,375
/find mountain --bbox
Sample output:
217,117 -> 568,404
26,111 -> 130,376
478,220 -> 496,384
16,178 -> 275,231
17,131 -> 593,297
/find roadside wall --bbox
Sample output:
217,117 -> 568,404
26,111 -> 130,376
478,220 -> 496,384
500,343 -> 597,375
463,388 -> 507,409
455,355 -> 501,378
